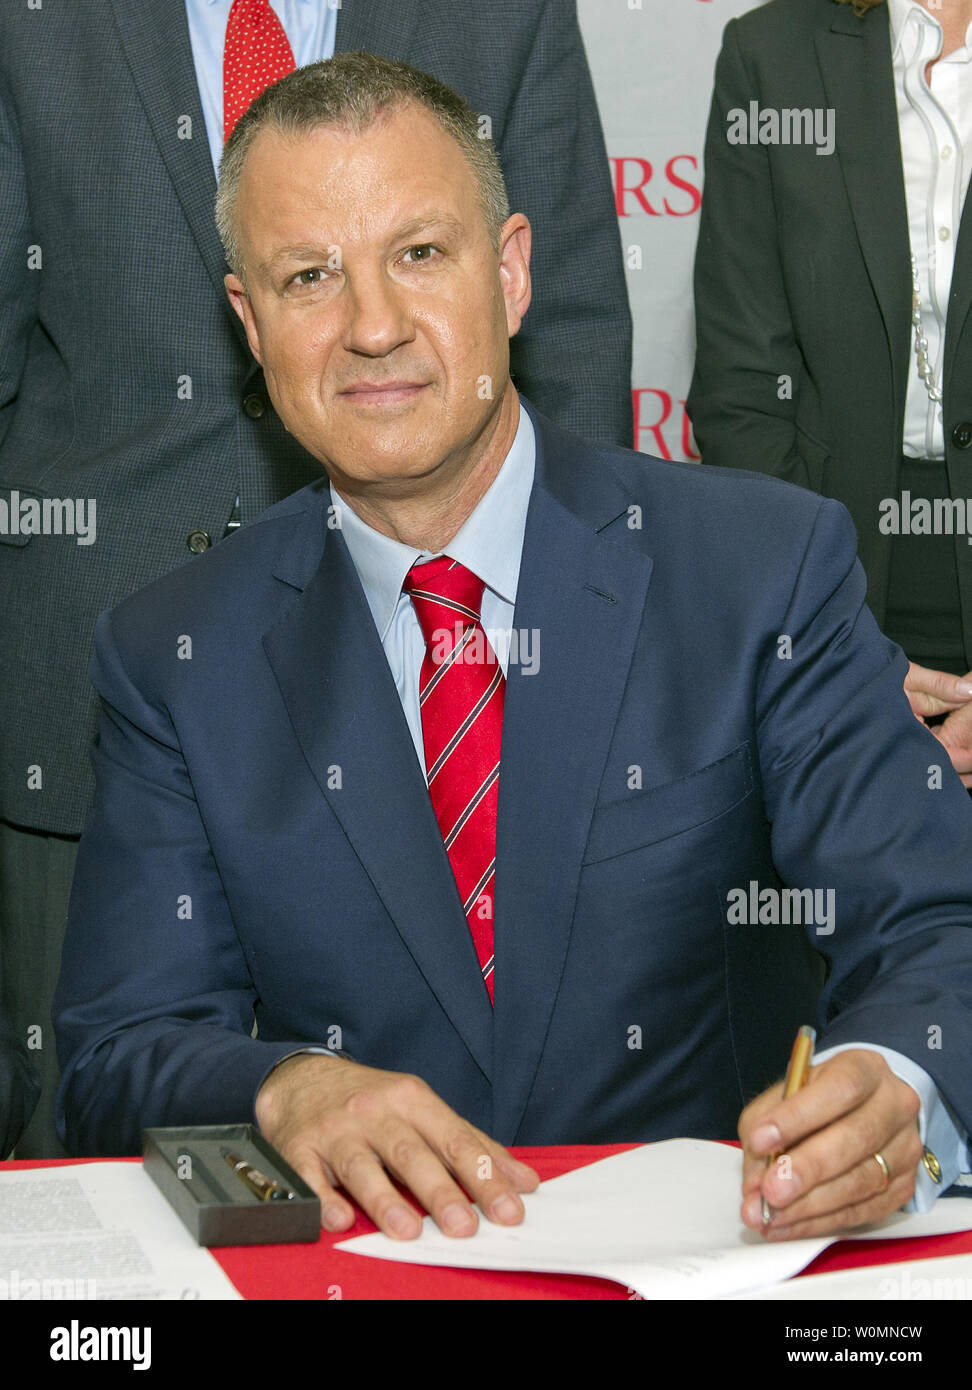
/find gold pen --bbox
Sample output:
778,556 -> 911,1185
761,1024 -> 815,1226
221,1147 -> 294,1202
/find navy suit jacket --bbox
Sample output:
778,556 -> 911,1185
54,403 -> 972,1155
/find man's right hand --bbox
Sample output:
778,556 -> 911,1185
254,1053 -> 540,1239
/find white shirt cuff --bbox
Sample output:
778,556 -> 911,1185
814,1041 -> 972,1212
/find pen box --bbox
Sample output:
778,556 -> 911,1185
142,1123 -> 321,1246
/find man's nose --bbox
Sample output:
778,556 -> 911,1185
343,267 -> 415,356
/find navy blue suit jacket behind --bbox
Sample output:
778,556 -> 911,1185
54,403 -> 972,1155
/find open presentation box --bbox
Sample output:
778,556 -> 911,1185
143,1123 -> 320,1246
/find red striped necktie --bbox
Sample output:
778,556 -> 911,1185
403,557 -> 505,1004
223,0 -> 296,143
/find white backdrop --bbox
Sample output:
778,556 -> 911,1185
577,0 -> 770,457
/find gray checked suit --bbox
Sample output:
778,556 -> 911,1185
0,0 -> 631,1154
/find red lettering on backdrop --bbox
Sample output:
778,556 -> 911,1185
632,391 -> 701,461
664,156 -> 702,217
612,158 -> 658,217
633,388 -> 672,458
611,156 -> 701,218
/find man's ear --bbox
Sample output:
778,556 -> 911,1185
497,214 -> 532,339
224,273 -> 264,365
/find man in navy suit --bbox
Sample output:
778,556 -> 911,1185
55,55 -> 972,1244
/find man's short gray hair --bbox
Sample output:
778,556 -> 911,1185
215,51 -> 511,284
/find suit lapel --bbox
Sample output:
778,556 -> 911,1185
263,504 -> 494,1081
816,6 -> 912,419
106,0 -> 247,348
491,411 -> 654,1142
946,189 -> 972,385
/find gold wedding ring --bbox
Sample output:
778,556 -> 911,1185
872,1150 -> 890,1191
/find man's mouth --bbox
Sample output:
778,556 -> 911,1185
338,381 -> 428,406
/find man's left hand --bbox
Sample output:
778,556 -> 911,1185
931,698 -> 972,787
904,663 -> 972,786
738,1049 -> 923,1239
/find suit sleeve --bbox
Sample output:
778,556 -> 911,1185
0,1012 -> 39,1158
500,0 -> 633,447
0,63 -> 38,452
756,497 -> 972,1137
686,19 -> 813,487
53,610 -> 315,1156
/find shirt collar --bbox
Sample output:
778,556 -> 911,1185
330,400 -> 536,642
887,0 -> 972,59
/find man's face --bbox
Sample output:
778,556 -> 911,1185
225,102 -> 531,491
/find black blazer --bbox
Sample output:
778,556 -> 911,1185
688,0 -> 972,653
0,1014 -> 39,1158
0,0 -> 632,834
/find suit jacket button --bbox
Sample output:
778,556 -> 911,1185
951,421 -> 972,449
242,393 -> 266,419
186,529 -> 211,554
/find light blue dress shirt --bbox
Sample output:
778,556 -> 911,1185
331,407 -> 537,777
184,0 -> 338,175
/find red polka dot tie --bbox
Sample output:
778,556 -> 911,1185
223,0 -> 296,143
403,558 -> 505,1004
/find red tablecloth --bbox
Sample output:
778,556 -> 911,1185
7,1144 -> 972,1300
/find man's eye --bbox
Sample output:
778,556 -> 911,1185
403,244 -> 437,263
293,268 -> 323,287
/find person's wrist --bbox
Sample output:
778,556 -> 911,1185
255,1051 -> 348,1129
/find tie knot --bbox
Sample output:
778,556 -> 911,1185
403,557 -> 486,642
231,0 -> 284,27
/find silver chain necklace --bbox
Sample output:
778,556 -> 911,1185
911,252 -> 944,403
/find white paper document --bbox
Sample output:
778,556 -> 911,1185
337,1140 -> 972,1299
0,1163 -> 241,1300
731,1251 -> 972,1300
